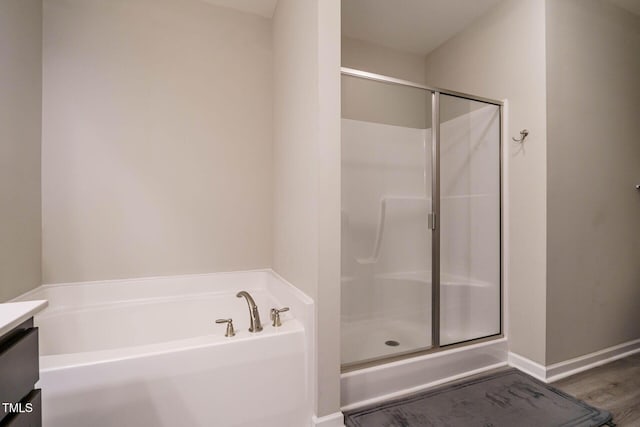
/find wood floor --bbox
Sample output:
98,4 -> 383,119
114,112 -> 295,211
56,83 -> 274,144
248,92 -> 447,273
553,353 -> 640,426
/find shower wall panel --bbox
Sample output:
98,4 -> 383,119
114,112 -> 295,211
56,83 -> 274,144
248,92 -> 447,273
341,118 -> 433,365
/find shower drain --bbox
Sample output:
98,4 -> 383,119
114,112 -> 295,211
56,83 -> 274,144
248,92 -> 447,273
385,340 -> 400,347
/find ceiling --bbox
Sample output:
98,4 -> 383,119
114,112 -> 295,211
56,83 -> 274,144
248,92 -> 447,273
200,0 -> 277,18
196,0 -> 638,39
608,0 -> 640,16
342,0 -> 502,55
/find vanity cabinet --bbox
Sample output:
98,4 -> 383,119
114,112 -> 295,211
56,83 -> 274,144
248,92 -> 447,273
0,318 -> 41,427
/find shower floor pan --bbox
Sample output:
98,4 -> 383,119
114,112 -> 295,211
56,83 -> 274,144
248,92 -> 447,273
341,316 -> 432,365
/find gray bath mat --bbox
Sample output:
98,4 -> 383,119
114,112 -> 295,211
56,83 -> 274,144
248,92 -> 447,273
344,368 -> 613,427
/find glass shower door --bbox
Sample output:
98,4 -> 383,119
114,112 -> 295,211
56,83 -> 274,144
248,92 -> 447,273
341,73 -> 433,365
438,94 -> 501,346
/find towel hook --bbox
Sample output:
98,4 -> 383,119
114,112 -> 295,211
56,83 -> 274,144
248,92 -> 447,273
512,129 -> 529,143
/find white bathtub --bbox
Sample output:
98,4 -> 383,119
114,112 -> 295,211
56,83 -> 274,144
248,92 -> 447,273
15,270 -> 314,427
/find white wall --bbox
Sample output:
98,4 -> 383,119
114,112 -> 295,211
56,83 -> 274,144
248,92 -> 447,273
273,0 -> 341,419
341,119 -> 430,319
424,0 -> 548,364
546,0 -> 640,364
0,0 -> 42,301
41,0 -> 273,284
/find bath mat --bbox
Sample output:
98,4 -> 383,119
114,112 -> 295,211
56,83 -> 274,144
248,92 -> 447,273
344,368 -> 613,427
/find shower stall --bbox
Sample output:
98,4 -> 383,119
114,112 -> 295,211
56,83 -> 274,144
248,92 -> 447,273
341,68 -> 503,369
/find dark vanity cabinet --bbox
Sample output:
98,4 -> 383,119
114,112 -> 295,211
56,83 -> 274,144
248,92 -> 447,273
0,319 -> 41,427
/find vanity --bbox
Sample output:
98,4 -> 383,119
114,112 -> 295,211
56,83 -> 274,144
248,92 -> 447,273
0,301 -> 47,427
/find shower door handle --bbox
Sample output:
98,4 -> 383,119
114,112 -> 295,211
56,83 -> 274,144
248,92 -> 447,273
428,212 -> 437,230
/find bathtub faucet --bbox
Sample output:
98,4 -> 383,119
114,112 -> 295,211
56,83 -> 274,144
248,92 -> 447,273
236,291 -> 263,332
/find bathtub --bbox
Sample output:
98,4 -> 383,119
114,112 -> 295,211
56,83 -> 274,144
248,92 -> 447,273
15,270 -> 314,427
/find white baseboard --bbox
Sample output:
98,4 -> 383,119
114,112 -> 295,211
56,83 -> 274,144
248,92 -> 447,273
507,352 -> 547,381
509,337 -> 640,383
546,338 -> 640,382
312,412 -> 344,427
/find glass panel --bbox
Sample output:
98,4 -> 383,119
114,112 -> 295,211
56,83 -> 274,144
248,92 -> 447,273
341,74 -> 433,365
439,94 -> 501,346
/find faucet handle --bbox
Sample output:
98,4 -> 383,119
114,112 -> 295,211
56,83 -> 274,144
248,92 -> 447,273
270,307 -> 290,327
215,318 -> 236,337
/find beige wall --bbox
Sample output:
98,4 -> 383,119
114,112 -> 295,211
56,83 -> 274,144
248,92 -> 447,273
424,0 -> 548,364
317,0 -> 342,420
341,73 -> 430,129
273,0 -> 341,418
546,0 -> 640,364
342,36 -> 427,85
341,37 -> 486,130
42,0 -> 273,283
341,38 -> 430,132
0,0 -> 42,301
273,0 -> 320,301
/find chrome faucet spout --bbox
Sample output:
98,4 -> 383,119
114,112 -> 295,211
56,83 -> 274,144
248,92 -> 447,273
236,291 -> 263,332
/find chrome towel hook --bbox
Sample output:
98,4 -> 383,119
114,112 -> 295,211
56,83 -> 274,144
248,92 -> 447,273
512,129 -> 529,143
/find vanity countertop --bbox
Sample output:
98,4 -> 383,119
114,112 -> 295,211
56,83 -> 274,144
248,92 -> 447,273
0,300 -> 47,337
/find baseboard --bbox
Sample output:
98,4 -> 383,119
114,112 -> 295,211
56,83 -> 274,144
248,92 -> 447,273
508,337 -> 640,383
312,412 -> 345,427
507,352 -> 546,381
546,338 -> 640,382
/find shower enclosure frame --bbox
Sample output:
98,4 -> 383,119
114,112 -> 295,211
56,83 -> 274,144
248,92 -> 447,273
341,67 -> 505,371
